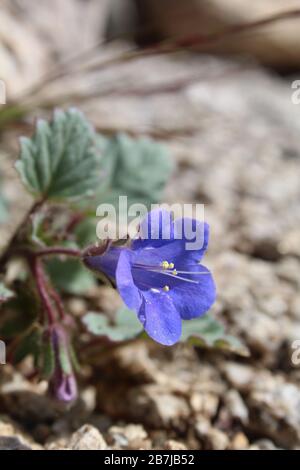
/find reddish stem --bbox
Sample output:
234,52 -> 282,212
32,257 -> 56,325
35,246 -> 81,258
64,213 -> 85,238
48,284 -> 66,320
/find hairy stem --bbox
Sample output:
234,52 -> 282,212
32,257 -> 56,325
35,247 -> 82,258
48,284 -> 67,320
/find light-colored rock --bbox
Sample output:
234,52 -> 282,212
68,424 -> 107,450
224,389 -> 249,424
220,362 -> 300,447
0,418 -> 42,450
249,439 -> 281,450
108,424 -> 148,449
128,385 -> 190,429
194,417 -> 211,439
221,362 -> 255,391
45,438 -> 70,451
206,428 -> 229,450
248,375 -> 300,447
190,392 -> 219,419
0,436 -> 31,450
164,439 -> 188,450
195,419 -> 229,450
229,432 -> 249,450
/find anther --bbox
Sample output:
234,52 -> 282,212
169,262 -> 174,269
163,285 -> 170,292
161,261 -> 170,269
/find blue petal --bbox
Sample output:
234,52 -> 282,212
139,290 -> 181,346
169,264 -> 216,320
116,249 -> 182,345
116,249 -> 142,311
132,208 -> 174,249
84,246 -> 122,279
173,219 -> 209,264
133,216 -> 210,269
131,226 -> 209,281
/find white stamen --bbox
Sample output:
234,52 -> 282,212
132,263 -> 206,284
150,288 -> 160,294
175,270 -> 210,275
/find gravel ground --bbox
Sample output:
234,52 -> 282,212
1,53 -> 300,450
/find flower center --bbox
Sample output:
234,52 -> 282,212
160,260 -> 175,270
132,258 -> 209,293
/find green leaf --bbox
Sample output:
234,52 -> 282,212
74,217 -> 97,248
69,343 -> 81,373
13,326 -> 41,364
101,133 -> 173,203
0,175 -> 8,223
30,212 -> 47,247
0,282 -> 14,304
41,335 -> 55,378
181,314 -> 249,357
15,108 -> 102,201
46,258 -> 96,295
0,283 -> 38,338
82,307 -> 143,342
58,344 -> 72,375
0,194 -> 7,223
77,133 -> 172,215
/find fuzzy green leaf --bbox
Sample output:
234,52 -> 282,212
13,327 -> 41,364
76,133 -> 173,215
0,194 -> 7,223
41,336 -> 55,379
30,212 -> 47,247
15,108 -> 102,200
0,283 -> 39,338
69,343 -> 81,373
0,175 -> 8,223
46,258 -> 96,295
181,314 -> 249,357
74,217 -> 98,248
58,344 -> 72,375
83,307 -> 143,342
100,133 -> 173,204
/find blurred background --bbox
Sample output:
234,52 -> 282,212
1,0 -> 300,451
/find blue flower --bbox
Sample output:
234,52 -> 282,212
84,209 -> 216,346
